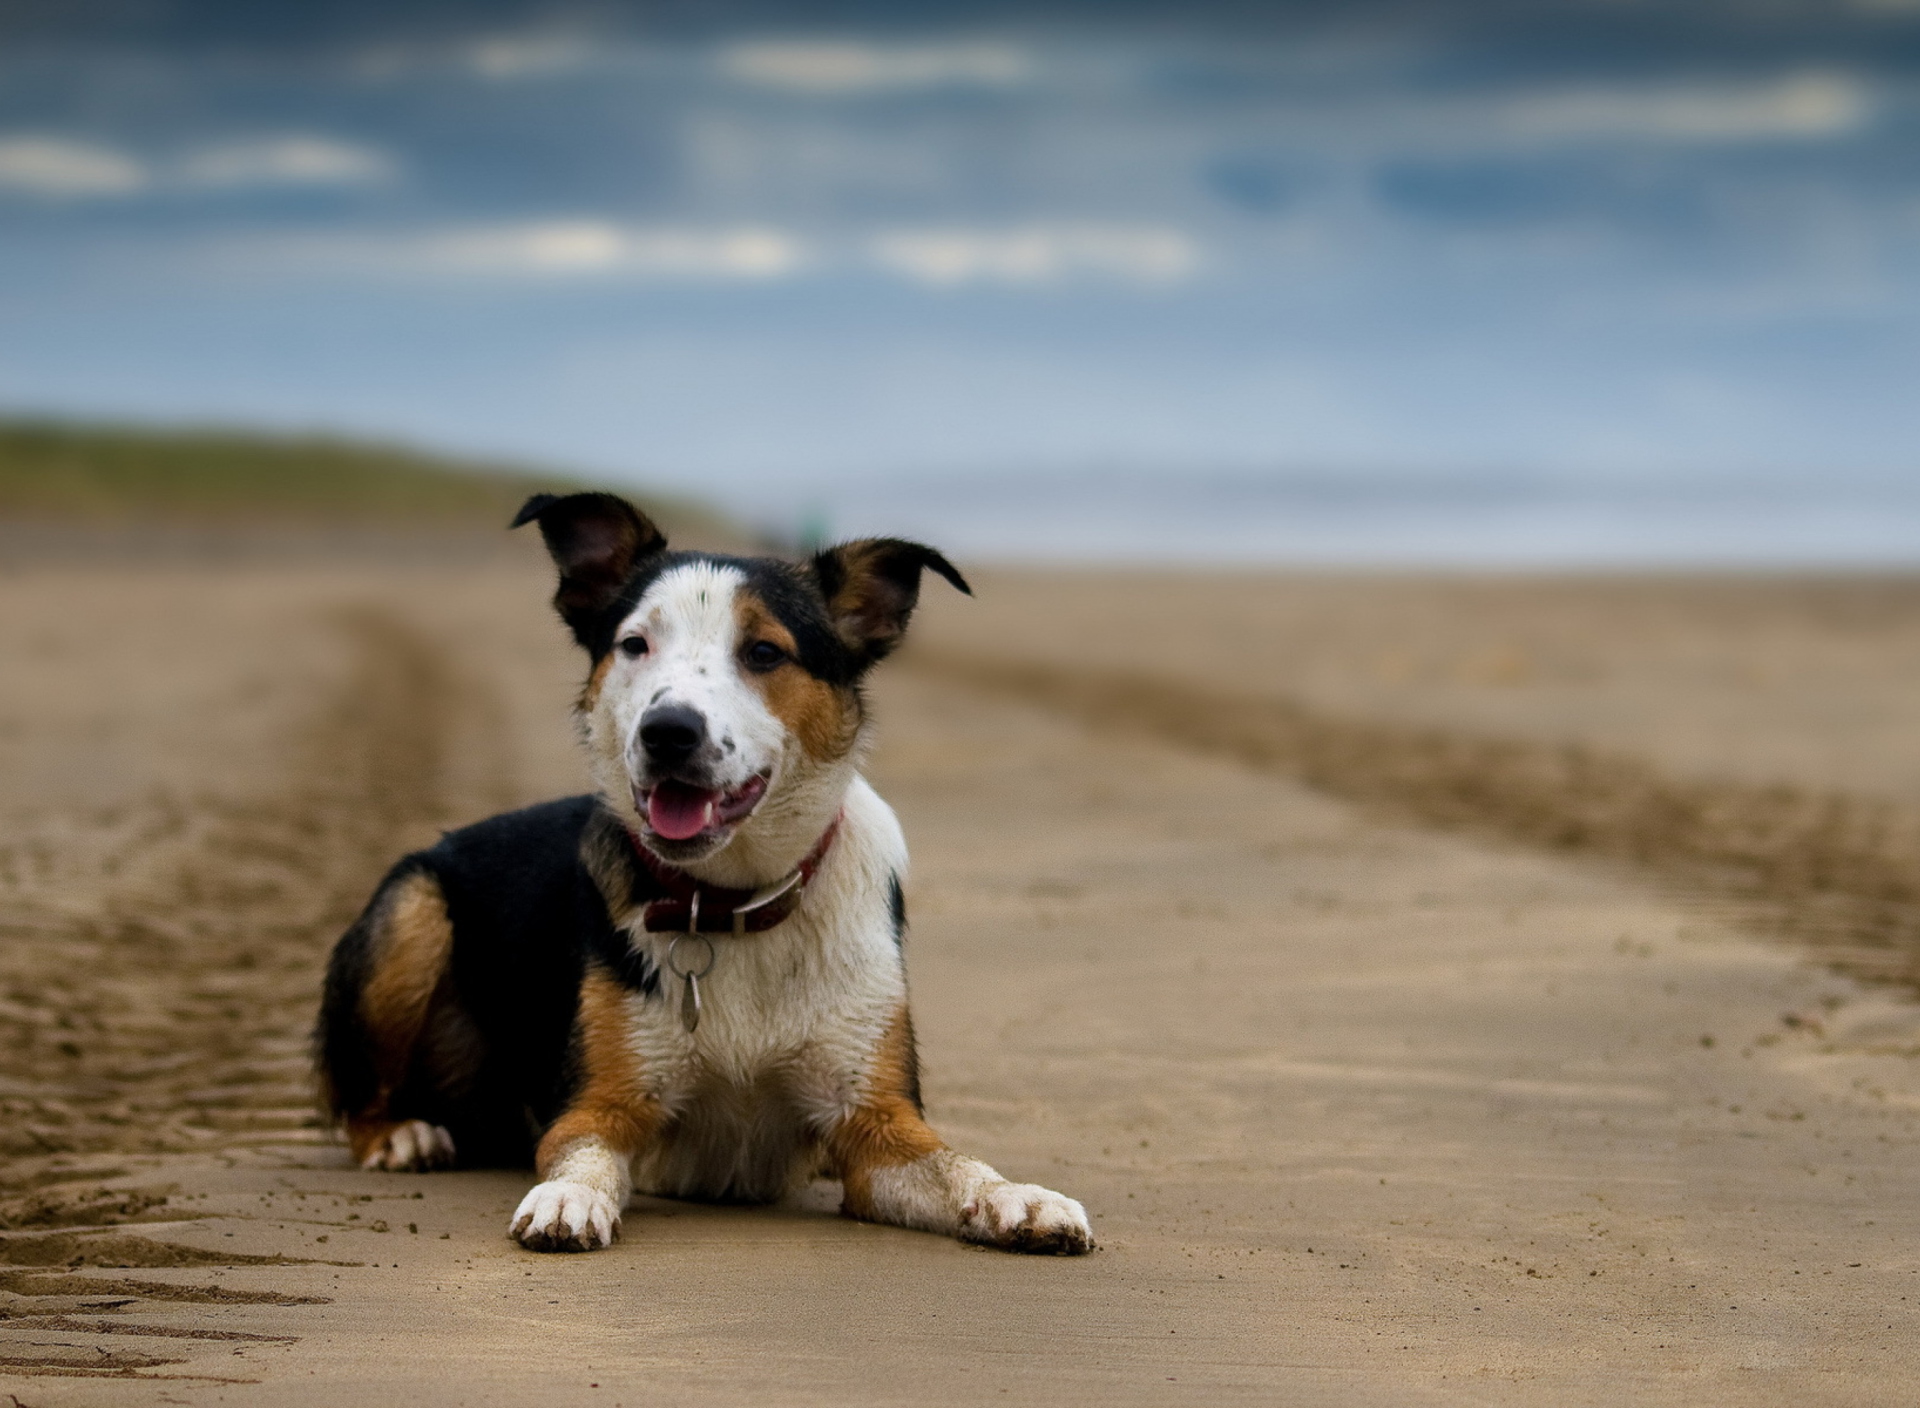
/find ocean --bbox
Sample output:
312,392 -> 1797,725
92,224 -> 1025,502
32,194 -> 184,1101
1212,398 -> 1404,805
754,470 -> 1920,568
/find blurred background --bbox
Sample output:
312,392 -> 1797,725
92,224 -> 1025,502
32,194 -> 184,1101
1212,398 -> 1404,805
4,0 -> 1920,563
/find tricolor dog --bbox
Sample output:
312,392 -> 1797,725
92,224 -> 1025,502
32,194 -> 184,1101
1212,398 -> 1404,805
316,492 -> 1093,1255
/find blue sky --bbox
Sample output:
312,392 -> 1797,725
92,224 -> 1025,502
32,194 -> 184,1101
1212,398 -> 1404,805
4,3 -> 1920,558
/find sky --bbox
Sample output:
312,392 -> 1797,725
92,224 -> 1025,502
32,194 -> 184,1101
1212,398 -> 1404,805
4,1 -> 1920,560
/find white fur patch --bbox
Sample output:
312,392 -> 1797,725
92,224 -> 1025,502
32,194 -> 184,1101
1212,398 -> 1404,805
360,1119 -> 455,1172
867,1150 -> 999,1234
545,1135 -> 634,1201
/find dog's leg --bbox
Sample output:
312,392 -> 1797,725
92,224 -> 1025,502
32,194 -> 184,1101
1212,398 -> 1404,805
322,869 -> 460,1171
509,969 -> 661,1252
826,1011 -> 1093,1255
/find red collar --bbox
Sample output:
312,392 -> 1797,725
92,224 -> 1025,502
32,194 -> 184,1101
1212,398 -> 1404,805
627,812 -> 843,934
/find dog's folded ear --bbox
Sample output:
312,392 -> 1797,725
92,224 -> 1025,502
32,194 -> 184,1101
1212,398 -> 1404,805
512,492 -> 667,645
812,538 -> 971,668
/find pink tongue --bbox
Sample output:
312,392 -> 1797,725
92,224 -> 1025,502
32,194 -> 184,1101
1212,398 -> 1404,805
648,783 -> 717,841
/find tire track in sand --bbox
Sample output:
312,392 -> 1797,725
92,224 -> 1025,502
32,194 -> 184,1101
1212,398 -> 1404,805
915,649 -> 1920,995
0,606 -> 479,1161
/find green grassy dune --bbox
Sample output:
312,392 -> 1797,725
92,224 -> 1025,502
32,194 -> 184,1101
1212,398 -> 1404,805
0,418 -> 721,537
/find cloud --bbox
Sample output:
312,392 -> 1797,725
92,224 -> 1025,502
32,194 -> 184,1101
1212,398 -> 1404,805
346,31 -> 608,81
869,225 -> 1199,286
0,132 -> 396,199
423,222 -> 802,277
0,136 -> 146,198
1495,72 -> 1869,144
237,220 -> 807,280
463,34 -> 597,80
719,40 -> 1033,95
178,136 -> 396,189
200,217 -> 1205,290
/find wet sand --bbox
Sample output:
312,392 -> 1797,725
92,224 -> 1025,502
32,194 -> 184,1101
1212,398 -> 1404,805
5,554 -> 1920,1404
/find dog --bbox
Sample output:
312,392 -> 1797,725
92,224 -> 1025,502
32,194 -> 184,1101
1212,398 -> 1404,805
316,491 -> 1093,1255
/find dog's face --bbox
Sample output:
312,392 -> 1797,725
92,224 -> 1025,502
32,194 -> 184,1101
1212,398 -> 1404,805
584,555 -> 859,865
515,493 -> 968,867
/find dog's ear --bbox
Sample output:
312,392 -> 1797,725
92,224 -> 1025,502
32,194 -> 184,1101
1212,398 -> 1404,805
512,492 -> 667,644
811,538 -> 971,668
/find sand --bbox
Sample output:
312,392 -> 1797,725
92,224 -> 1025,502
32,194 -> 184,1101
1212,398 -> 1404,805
920,569 -> 1920,802
4,551 -> 1920,1405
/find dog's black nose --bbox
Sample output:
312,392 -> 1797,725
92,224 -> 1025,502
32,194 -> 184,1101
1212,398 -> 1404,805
639,705 -> 707,768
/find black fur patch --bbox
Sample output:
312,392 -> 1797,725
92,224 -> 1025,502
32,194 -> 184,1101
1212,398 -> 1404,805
902,1011 -> 925,1115
560,552 -> 680,664
887,872 -> 907,951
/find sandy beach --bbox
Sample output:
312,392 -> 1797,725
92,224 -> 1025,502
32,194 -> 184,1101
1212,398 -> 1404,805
5,545 -> 1920,1405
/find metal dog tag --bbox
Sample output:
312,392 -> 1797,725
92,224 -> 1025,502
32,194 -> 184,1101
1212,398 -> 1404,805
680,970 -> 702,1033
667,921 -> 716,1036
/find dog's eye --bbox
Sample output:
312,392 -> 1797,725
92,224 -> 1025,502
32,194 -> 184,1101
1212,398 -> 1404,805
743,640 -> 785,671
618,636 -> 649,658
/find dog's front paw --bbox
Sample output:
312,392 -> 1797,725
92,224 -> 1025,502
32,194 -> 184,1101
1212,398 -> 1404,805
509,1180 -> 621,1253
961,1182 -> 1093,1255
357,1119 -> 456,1172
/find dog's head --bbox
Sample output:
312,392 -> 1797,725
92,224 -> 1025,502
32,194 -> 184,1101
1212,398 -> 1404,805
514,492 -> 969,872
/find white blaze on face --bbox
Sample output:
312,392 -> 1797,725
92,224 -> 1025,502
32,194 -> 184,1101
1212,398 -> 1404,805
587,561 -> 787,801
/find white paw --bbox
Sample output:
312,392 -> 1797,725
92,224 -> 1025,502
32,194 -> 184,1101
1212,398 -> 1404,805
361,1120 -> 456,1172
509,1180 -> 621,1253
960,1181 -> 1094,1255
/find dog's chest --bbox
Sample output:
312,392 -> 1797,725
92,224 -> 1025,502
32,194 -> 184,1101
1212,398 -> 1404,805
606,912 -> 902,1202
620,908 -> 903,1115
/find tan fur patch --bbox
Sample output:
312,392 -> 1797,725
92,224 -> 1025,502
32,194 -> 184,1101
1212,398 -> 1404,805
578,650 -> 616,713
822,540 -> 911,653
536,968 -> 663,1175
733,590 -> 859,762
358,870 -> 455,1105
828,1009 -> 946,1219
822,540 -> 889,627
345,1117 -> 409,1165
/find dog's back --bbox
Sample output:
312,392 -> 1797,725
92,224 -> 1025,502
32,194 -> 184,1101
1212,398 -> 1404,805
318,795 -> 610,1166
